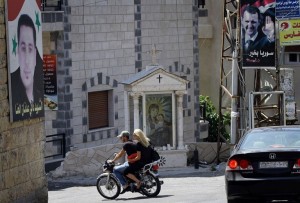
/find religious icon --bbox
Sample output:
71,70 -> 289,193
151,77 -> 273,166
146,94 -> 173,146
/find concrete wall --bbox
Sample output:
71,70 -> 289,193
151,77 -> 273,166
199,1 -> 223,109
0,1 -> 48,202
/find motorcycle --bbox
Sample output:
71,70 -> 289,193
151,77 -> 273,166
96,158 -> 163,199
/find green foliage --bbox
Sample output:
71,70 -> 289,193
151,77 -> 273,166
199,95 -> 230,142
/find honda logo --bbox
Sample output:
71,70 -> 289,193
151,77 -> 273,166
269,153 -> 276,159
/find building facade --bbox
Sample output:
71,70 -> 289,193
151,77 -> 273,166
43,0 -> 201,151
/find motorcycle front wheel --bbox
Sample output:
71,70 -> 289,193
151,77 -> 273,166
140,173 -> 161,197
96,174 -> 121,199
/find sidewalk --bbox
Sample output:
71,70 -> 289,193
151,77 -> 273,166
48,162 -> 226,190
158,162 -> 226,177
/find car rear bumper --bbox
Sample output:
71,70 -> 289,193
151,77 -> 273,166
226,172 -> 300,200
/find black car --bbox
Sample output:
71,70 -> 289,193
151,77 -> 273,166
225,126 -> 300,203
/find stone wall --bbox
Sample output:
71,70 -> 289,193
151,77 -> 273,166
50,144 -> 123,177
185,142 -> 231,164
56,0 -> 201,150
0,1 -> 48,202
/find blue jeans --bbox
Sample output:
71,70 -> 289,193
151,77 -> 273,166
113,162 -> 129,186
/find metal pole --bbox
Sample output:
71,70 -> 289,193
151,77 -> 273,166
217,0 -> 227,164
230,49 -> 238,144
230,0 -> 241,145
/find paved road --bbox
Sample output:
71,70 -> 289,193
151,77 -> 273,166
48,175 -> 226,203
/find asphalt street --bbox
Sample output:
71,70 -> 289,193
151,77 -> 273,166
48,163 -> 295,203
48,176 -> 226,203
48,164 -> 227,203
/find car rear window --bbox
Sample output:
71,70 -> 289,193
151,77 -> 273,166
240,130 -> 300,149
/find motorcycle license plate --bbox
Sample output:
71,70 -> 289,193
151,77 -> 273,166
259,161 -> 288,169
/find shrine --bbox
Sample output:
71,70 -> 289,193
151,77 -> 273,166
120,46 -> 190,167
121,45 -> 189,149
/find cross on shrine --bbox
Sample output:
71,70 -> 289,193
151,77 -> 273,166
157,74 -> 163,83
147,44 -> 161,65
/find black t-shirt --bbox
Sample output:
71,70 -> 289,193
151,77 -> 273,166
123,141 -> 137,156
136,142 -> 152,165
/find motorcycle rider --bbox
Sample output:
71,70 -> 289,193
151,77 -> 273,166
109,131 -> 137,193
124,129 -> 152,190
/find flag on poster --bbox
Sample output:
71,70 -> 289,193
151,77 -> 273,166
241,0 -> 276,69
6,0 -> 44,122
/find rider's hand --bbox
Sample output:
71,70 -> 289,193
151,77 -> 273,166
107,160 -> 113,163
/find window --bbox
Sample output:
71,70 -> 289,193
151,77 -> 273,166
284,46 -> 300,65
88,91 -> 110,130
289,54 -> 298,62
284,53 -> 300,64
42,0 -> 62,11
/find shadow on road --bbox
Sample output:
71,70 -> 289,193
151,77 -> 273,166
48,182 -> 93,191
103,195 -> 173,201
48,172 -> 225,191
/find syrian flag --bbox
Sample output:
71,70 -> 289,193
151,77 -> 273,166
252,0 -> 275,14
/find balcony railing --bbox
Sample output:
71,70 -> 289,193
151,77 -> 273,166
42,0 -> 62,11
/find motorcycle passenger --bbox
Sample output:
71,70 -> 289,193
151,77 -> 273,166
109,131 -> 137,193
124,129 -> 152,190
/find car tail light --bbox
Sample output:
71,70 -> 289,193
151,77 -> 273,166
227,158 -> 253,171
228,159 -> 238,169
240,159 -> 249,169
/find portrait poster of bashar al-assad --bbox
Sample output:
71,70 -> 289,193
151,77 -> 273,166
241,0 -> 276,69
146,94 -> 173,147
6,0 -> 44,122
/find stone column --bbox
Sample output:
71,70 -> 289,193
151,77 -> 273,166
176,91 -> 186,149
131,92 -> 142,130
124,91 -> 130,130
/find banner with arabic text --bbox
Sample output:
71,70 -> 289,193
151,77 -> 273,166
276,0 -> 300,19
43,55 -> 58,111
279,19 -> 300,46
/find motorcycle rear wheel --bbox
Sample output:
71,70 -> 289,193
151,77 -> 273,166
140,173 -> 161,197
96,174 -> 121,199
